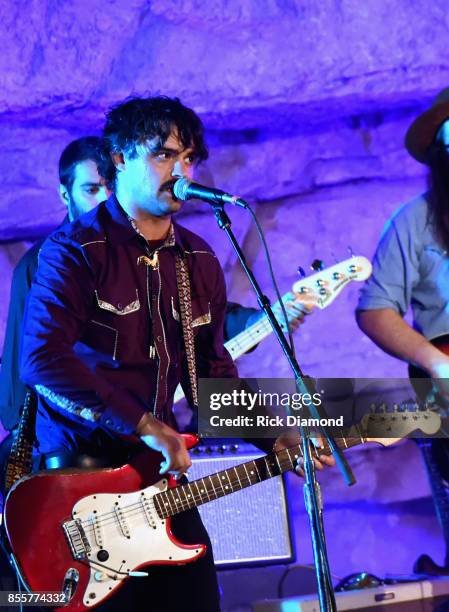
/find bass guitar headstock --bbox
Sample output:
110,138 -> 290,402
291,256 -> 372,310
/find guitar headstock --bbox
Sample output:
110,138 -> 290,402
291,256 -> 372,310
360,402 -> 441,446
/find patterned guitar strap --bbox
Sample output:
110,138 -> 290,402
3,389 -> 37,493
175,253 -> 199,411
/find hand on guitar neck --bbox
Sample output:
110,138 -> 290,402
273,432 -> 336,475
245,299 -> 314,333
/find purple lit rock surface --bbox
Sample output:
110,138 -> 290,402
1,0 -> 449,600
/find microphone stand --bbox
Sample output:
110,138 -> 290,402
210,202 -> 356,612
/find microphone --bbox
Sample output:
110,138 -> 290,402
173,178 -> 248,209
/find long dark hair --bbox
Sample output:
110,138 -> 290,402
427,143 -> 449,251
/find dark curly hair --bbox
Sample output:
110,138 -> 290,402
100,96 -> 209,187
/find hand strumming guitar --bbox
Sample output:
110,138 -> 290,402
136,413 -> 192,479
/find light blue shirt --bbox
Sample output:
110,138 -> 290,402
358,193 -> 449,340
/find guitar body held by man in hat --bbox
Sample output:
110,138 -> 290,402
356,86 -> 449,574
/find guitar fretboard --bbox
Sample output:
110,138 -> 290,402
225,292 -> 298,360
153,433 -> 364,519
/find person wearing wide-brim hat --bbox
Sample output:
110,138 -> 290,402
405,87 -> 449,164
357,86 -> 449,574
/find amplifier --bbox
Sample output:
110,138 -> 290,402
188,440 -> 293,568
253,576 -> 449,611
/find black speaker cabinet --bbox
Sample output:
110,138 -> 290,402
189,440 -> 294,568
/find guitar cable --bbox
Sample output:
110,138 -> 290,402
9,550 -> 27,612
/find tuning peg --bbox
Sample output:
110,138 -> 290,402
311,259 -> 324,271
297,266 -> 306,278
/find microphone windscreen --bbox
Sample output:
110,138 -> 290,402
173,178 -> 191,201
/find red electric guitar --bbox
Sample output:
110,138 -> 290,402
4,407 -> 441,611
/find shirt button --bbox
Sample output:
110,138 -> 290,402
105,419 -> 112,426
152,295 -> 157,301
117,303 -> 123,309
157,336 -> 162,342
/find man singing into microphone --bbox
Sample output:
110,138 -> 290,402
19,96 -> 235,611
19,96 -> 332,611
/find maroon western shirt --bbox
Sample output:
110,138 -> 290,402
20,194 -> 237,454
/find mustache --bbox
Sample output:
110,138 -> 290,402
159,179 -> 177,195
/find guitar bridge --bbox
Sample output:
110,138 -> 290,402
63,518 -> 91,560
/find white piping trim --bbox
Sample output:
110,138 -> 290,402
95,289 -> 140,315
81,239 -> 107,247
157,264 -> 170,405
184,250 -> 217,257
91,319 -> 118,360
148,266 -> 161,413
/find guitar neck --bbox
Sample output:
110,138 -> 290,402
154,432 -> 365,519
224,292 -> 296,361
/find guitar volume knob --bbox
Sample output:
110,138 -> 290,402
97,549 -> 109,562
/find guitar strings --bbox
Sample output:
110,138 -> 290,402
79,440 -> 337,533
225,293 -> 300,354
80,465 -> 280,529
80,468 -> 283,535
79,439 -> 340,535
79,449 -> 301,533
79,434 -> 362,538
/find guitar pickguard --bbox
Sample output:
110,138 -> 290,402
69,478 -> 205,607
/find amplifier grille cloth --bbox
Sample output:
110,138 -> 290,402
189,447 -> 293,567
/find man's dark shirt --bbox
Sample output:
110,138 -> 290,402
0,215 -> 71,432
0,241 -> 43,430
0,230 -> 254,436
20,195 -> 237,455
